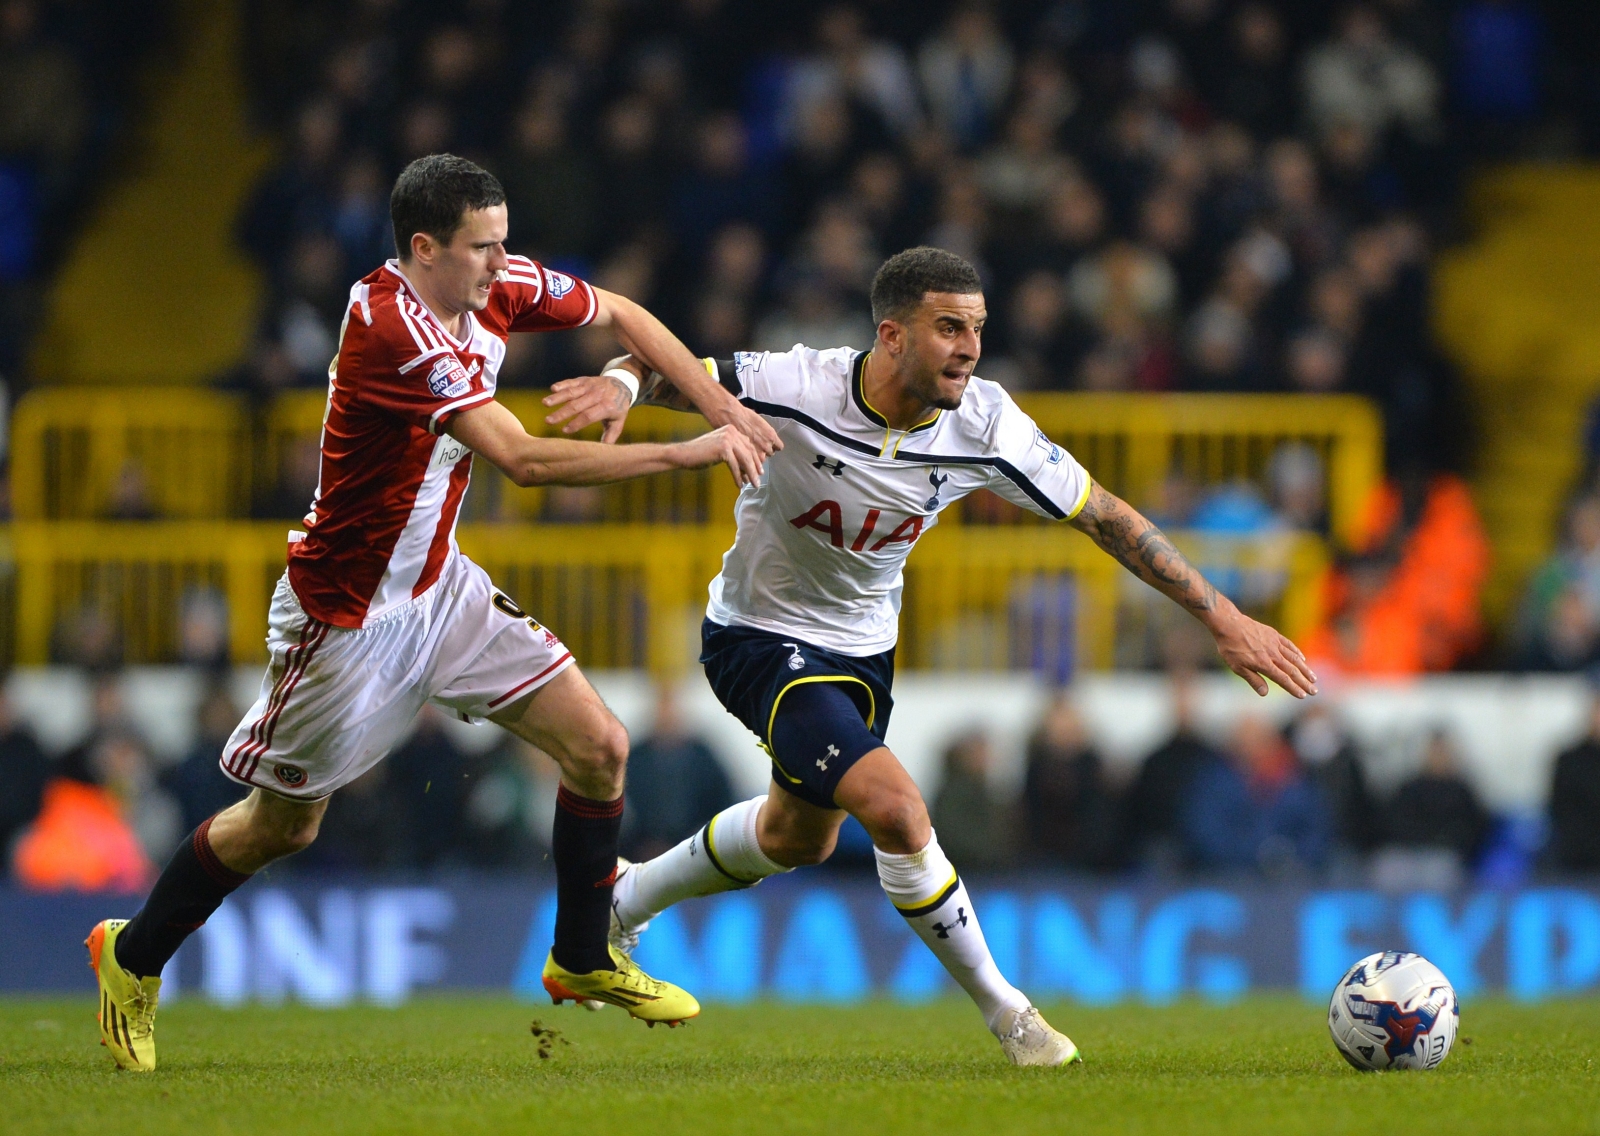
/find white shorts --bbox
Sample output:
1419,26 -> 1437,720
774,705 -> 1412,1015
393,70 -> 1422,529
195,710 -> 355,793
220,552 -> 574,799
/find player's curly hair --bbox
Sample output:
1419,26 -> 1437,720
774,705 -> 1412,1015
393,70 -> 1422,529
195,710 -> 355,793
869,246 -> 983,324
390,153 -> 506,260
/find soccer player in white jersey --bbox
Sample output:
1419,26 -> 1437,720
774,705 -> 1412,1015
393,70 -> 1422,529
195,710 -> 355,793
548,246 -> 1318,1066
85,154 -> 781,1071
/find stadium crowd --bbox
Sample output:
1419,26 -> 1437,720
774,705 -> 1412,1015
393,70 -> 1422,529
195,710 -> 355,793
239,0 -> 1479,459
3,659 -> 1597,890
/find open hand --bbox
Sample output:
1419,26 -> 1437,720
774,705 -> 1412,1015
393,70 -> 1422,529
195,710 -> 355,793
1212,611 -> 1319,698
698,396 -> 782,457
673,425 -> 766,488
545,375 -> 633,443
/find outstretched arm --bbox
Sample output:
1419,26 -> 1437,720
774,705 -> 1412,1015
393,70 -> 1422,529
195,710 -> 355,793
449,399 -> 765,488
541,289 -> 779,452
1069,481 -> 1318,698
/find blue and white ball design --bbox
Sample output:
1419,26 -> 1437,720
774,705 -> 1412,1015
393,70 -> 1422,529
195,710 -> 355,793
1328,951 -> 1459,1071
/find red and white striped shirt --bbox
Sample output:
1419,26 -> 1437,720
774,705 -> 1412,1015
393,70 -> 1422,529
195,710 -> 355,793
287,255 -> 597,628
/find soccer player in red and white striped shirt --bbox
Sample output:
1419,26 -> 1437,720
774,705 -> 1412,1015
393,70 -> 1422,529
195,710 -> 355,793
87,154 -> 770,1069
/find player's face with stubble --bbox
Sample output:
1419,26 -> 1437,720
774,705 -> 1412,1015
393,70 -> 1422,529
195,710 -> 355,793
901,292 -> 986,410
433,204 -> 510,313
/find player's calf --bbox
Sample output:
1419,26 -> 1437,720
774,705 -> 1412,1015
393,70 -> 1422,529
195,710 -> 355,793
114,791 -> 320,982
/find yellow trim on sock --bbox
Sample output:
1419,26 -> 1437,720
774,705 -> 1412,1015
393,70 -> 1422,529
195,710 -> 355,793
890,868 -> 960,911
704,812 -> 764,885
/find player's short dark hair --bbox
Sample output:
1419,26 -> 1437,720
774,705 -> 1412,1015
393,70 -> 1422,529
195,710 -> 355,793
869,246 -> 983,324
390,153 -> 506,260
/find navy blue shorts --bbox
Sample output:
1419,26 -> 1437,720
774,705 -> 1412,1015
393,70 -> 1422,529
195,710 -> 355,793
700,619 -> 895,808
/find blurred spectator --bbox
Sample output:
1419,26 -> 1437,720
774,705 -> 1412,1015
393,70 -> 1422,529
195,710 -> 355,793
1217,3 -> 1295,139
1120,674 -> 1222,870
784,6 -> 921,145
1302,4 -> 1439,143
1182,714 -> 1330,875
51,600 -> 122,671
1514,494 -> 1600,671
1020,693 -> 1114,870
95,732 -> 183,866
1269,441 -> 1328,532
931,728 -> 1012,871
673,113 -> 773,254
12,776 -> 152,892
177,587 -> 230,670
0,0 -> 87,198
387,705 -> 468,869
500,95 -> 599,260
459,736 -> 552,868
1290,704 -> 1378,855
0,683 -> 48,871
14,675 -> 173,889
1381,730 -> 1489,868
1549,692 -> 1600,872
621,686 -> 734,862
1305,471 -> 1490,674
162,682 -> 248,834
917,5 -> 1014,150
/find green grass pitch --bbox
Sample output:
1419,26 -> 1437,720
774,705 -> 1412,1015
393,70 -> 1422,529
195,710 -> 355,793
2,996 -> 1597,1135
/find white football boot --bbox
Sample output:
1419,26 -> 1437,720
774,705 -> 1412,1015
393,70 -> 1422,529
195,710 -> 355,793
996,1006 -> 1083,1067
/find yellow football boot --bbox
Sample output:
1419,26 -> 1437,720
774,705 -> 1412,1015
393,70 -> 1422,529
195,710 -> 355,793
86,919 -> 160,1072
541,946 -> 699,1026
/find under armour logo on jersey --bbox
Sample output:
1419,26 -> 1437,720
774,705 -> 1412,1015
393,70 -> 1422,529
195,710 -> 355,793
818,744 -> 839,772
924,467 -> 949,510
932,907 -> 968,939
783,642 -> 805,670
813,454 -> 848,477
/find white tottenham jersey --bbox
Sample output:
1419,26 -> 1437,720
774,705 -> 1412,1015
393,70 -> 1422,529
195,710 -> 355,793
706,345 -> 1092,655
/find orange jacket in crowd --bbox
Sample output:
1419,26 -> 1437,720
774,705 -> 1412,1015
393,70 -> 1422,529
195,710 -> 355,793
11,778 -> 154,892
1304,475 -> 1491,675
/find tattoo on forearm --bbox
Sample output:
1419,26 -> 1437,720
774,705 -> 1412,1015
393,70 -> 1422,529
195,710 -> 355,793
635,371 -> 697,412
1075,485 -> 1218,615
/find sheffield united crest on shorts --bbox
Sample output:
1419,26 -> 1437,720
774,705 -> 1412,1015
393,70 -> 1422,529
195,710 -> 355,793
273,763 -> 309,789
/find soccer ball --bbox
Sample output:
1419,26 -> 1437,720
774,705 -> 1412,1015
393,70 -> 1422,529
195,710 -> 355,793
1328,951 -> 1458,1071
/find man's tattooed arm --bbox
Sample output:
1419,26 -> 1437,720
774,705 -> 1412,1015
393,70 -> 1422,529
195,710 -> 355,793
1069,481 -> 1219,619
1068,480 -> 1321,698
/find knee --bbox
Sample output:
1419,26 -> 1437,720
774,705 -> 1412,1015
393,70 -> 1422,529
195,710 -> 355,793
756,807 -> 837,868
569,719 -> 629,789
857,788 -> 930,853
262,809 -> 324,859
764,828 -> 836,868
245,800 -> 325,860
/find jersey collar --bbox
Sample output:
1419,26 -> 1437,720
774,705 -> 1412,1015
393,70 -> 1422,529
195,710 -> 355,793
383,259 -> 476,349
850,350 -> 942,440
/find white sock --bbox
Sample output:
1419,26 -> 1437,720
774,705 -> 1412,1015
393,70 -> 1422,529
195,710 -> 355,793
875,832 -> 1029,1035
614,795 -> 790,928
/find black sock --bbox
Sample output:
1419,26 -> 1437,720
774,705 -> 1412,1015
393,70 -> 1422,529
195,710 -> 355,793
116,815 -> 252,979
550,784 -> 623,974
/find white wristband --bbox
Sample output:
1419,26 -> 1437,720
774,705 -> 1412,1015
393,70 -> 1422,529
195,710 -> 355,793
602,368 -> 640,405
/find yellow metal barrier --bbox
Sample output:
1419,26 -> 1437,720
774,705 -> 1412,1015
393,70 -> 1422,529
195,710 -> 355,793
13,389 -> 1379,542
4,522 -> 1328,672
11,388 -> 251,519
1016,393 -> 1381,548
